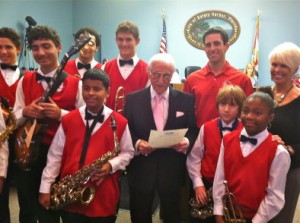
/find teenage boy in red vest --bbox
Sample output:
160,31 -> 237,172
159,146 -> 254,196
64,27 -> 102,79
13,25 -> 85,223
39,68 -> 134,223
102,21 -> 148,110
213,92 -> 291,223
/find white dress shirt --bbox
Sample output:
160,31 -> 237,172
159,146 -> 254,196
13,68 -> 84,126
0,65 -> 20,86
213,128 -> 291,223
0,110 -> 8,178
101,54 -> 150,87
39,105 -> 134,193
186,119 -> 236,189
75,58 -> 99,78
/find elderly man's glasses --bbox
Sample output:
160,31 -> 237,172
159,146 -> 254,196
150,72 -> 172,80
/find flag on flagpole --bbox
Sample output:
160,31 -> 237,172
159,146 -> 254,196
159,17 -> 167,53
251,13 -> 260,72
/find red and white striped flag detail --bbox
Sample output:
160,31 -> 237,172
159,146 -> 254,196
159,18 -> 167,53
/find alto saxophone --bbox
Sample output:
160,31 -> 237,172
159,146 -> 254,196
189,187 -> 214,219
50,114 -> 120,210
0,97 -> 17,146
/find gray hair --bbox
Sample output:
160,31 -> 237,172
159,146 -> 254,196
269,42 -> 300,75
147,53 -> 176,73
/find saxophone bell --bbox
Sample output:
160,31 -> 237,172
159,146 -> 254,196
80,185 -> 95,205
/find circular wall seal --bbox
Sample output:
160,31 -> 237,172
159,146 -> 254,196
184,10 -> 241,50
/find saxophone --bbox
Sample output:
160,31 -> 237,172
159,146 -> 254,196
0,97 -> 17,146
189,187 -> 214,219
50,114 -> 120,210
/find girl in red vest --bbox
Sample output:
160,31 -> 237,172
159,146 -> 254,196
213,91 -> 291,223
187,85 -> 246,223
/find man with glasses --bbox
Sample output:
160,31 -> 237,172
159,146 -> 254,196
124,53 -> 198,223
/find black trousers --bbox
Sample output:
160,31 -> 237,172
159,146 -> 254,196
129,185 -> 181,223
16,143 -> 60,223
0,177 -> 10,223
61,211 -> 116,223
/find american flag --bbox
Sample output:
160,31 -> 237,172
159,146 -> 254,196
159,18 -> 167,53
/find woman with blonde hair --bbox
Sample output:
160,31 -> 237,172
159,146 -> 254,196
268,42 -> 300,223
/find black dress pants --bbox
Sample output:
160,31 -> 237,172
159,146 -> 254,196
16,143 -> 60,223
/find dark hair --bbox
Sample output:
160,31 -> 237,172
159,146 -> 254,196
245,91 -> 275,114
0,27 -> 22,48
82,68 -> 110,89
116,21 -> 139,40
26,25 -> 61,49
74,27 -> 101,47
202,26 -> 229,45
255,86 -> 274,100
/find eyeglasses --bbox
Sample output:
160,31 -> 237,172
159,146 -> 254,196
150,72 -> 172,80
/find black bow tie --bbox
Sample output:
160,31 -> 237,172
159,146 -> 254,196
1,63 -> 18,71
36,73 -> 52,83
218,119 -> 238,132
77,62 -> 91,70
85,112 -> 104,123
119,59 -> 133,66
240,135 -> 257,145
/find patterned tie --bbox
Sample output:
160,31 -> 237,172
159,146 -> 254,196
153,95 -> 165,131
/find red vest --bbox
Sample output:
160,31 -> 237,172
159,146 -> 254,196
201,118 -> 242,183
0,70 -> 20,107
60,109 -> 127,217
22,71 -> 79,144
64,59 -> 102,78
223,131 -> 277,218
104,58 -> 148,109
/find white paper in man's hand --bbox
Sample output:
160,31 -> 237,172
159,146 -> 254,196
148,128 -> 188,148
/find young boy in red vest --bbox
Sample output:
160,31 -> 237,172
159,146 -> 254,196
187,85 -> 246,223
39,68 -> 134,223
102,21 -> 149,110
64,27 -> 102,79
213,91 -> 291,223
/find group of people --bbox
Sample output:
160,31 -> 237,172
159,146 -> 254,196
0,20 -> 299,223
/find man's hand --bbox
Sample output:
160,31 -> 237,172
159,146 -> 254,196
137,140 -> 155,156
39,193 -> 51,210
172,139 -> 188,153
91,162 -> 112,186
39,98 -> 61,120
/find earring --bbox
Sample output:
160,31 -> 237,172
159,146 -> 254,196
267,123 -> 272,130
